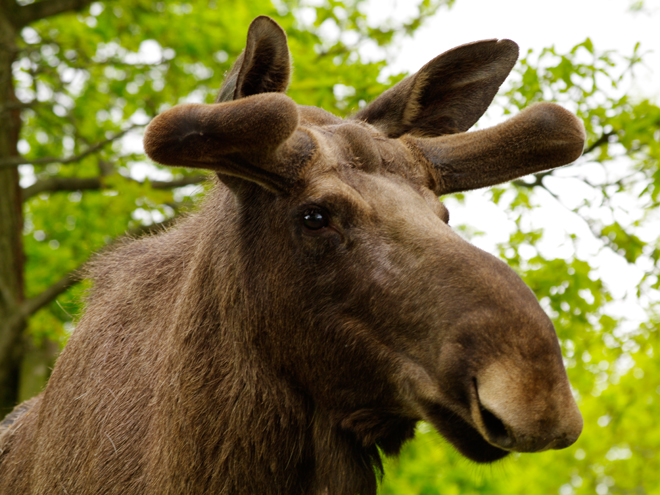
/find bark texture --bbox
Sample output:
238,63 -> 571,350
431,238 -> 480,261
0,3 -> 24,416
0,0 -> 95,415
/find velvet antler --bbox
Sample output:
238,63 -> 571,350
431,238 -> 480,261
409,102 -> 586,195
143,16 -> 312,193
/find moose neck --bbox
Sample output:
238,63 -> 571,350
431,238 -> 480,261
141,182 -> 387,495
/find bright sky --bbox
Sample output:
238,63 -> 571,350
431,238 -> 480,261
389,0 -> 659,101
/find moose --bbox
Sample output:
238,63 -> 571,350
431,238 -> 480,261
0,16 -> 586,495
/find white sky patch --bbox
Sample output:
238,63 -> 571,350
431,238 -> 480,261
383,0 -> 660,101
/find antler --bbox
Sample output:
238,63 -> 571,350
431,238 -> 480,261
143,16 -> 310,194
408,103 -> 586,195
143,93 -> 308,192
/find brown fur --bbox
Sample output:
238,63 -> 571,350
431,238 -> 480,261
0,16 -> 585,495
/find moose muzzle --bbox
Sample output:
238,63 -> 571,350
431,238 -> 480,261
473,358 -> 583,453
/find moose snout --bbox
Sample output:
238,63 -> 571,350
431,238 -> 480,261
472,360 -> 583,453
475,403 -> 582,453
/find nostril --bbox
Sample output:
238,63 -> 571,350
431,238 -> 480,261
479,404 -> 513,449
473,378 -> 514,449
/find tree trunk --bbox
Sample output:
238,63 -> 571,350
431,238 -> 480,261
0,6 -> 25,417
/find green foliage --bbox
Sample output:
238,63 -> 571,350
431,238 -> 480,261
12,2 -> 660,493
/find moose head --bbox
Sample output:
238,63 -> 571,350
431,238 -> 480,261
0,15 -> 586,495
145,15 -> 584,465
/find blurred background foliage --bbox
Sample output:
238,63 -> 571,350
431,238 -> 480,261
0,0 -> 658,493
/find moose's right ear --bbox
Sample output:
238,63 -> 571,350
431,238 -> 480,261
217,16 -> 291,103
353,39 -> 518,138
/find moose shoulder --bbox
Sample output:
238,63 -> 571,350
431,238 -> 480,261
0,16 -> 585,495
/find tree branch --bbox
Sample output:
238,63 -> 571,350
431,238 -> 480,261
19,271 -> 78,319
21,174 -> 207,201
0,100 -> 36,115
584,131 -> 616,155
11,0 -> 94,28
22,176 -> 101,199
0,126 -> 139,168
512,170 -> 554,189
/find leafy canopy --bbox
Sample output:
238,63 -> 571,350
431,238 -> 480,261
11,1 -> 660,494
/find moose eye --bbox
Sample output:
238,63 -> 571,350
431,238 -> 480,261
302,208 -> 329,231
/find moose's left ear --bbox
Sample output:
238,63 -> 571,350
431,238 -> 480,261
353,39 -> 518,138
217,16 -> 291,102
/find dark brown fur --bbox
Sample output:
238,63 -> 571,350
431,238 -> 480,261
0,16 -> 586,495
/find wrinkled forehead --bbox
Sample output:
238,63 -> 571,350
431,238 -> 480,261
300,165 -> 437,221
295,135 -> 444,230
297,105 -> 432,187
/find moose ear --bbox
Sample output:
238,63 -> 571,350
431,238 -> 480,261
217,16 -> 291,103
353,39 -> 518,138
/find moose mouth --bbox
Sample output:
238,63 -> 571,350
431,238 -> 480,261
425,403 -> 509,464
423,400 -> 510,463
416,377 -> 517,464
398,359 -> 513,462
